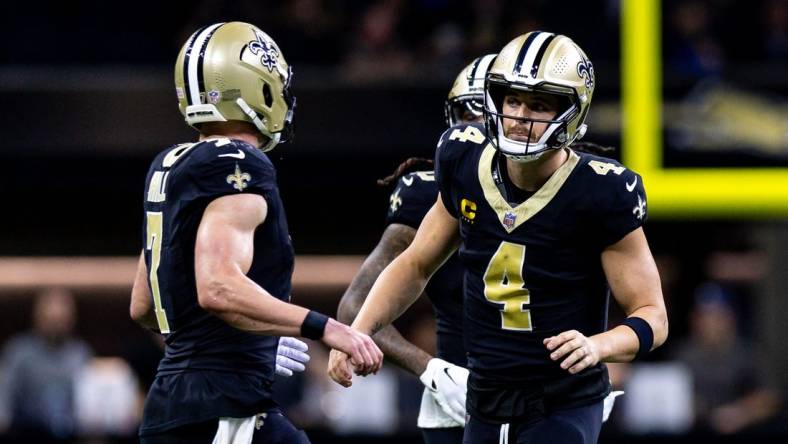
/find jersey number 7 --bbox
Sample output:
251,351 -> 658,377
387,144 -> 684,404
142,143 -> 200,334
146,212 -> 171,334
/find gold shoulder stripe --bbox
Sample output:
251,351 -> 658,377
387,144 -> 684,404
478,145 -> 580,233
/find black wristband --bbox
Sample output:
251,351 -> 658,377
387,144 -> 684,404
301,310 -> 329,340
621,317 -> 654,360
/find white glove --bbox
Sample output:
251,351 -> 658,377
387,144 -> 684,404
602,390 -> 624,422
275,337 -> 310,377
419,358 -> 469,424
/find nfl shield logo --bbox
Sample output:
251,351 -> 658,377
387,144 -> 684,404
503,212 -> 516,229
208,90 -> 221,104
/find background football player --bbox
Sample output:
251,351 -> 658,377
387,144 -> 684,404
328,54 -> 495,444
130,22 -> 382,444
329,31 -> 668,444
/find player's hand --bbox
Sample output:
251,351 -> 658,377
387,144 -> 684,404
327,349 -> 355,387
544,330 -> 601,374
321,318 -> 383,376
275,336 -> 310,377
419,358 -> 469,424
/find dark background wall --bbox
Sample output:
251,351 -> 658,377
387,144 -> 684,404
1,0 -> 787,442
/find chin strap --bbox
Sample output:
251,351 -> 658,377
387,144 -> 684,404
504,151 -> 548,163
494,116 -> 554,160
490,98 -> 582,160
498,120 -> 583,163
236,98 -> 280,152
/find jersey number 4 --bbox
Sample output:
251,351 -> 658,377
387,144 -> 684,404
449,126 -> 486,144
483,241 -> 532,331
588,160 -> 625,176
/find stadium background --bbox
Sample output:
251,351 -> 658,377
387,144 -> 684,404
0,0 -> 786,442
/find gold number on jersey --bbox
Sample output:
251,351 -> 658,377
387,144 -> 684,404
588,160 -> 625,176
146,211 -> 171,334
483,241 -> 532,331
449,126 -> 486,144
162,143 -> 198,168
147,171 -> 169,203
414,171 -> 435,181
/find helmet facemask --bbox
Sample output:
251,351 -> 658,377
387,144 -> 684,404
444,95 -> 485,127
484,76 -> 579,162
280,65 -> 296,144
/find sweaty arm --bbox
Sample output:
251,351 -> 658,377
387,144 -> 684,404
193,193 -> 309,336
337,223 -> 432,376
329,196 -> 460,384
130,251 -> 159,332
195,192 -> 382,371
353,196 -> 461,337
335,202 -> 469,423
597,227 -> 668,361
546,227 -> 668,373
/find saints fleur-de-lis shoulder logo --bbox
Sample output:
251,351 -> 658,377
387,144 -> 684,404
248,30 -> 279,72
633,194 -> 647,220
226,163 -> 251,191
576,53 -> 595,90
389,187 -> 403,213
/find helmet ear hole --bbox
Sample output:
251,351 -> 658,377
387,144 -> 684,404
262,83 -> 273,108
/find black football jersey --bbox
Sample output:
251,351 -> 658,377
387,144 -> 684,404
385,171 -> 466,367
139,138 -> 293,433
435,123 -> 646,420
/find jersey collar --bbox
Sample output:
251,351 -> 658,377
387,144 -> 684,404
477,145 -> 579,233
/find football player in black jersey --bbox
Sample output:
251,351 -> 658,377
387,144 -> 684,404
334,32 -> 668,444
129,22 -> 382,444
328,54 -> 496,444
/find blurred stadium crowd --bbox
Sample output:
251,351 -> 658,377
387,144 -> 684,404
0,0 -> 786,443
3,0 -> 786,80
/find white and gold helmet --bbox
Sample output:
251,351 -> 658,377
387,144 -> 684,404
484,31 -> 595,161
444,54 -> 497,127
174,22 -> 295,152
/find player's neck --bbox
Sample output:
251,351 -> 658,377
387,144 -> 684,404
505,148 -> 568,192
199,132 -> 261,148
198,121 -> 265,149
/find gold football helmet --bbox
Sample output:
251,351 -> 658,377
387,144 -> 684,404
174,22 -> 295,152
484,31 -> 594,161
444,54 -> 497,127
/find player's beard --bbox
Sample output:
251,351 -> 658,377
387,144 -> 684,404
505,123 -> 543,144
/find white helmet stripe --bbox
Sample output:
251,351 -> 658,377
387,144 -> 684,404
182,26 -> 204,106
186,23 -> 224,106
472,54 -> 497,90
518,32 -> 554,78
530,34 -> 557,77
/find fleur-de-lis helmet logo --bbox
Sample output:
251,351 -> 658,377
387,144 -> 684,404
248,30 -> 279,72
576,53 -> 595,90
